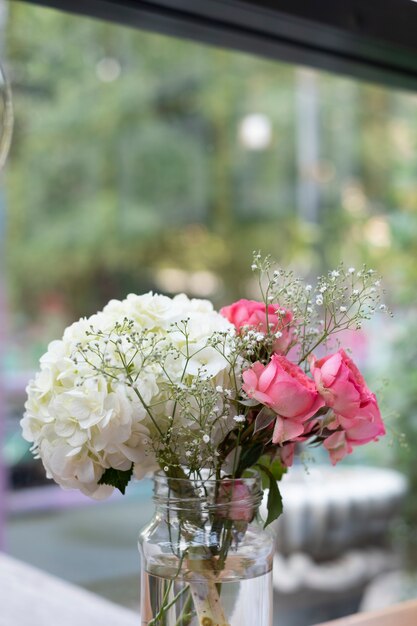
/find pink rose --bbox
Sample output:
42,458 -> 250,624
324,409 -> 385,464
323,431 -> 352,465
310,349 -> 385,463
217,480 -> 254,522
242,355 -> 324,444
220,299 -> 294,354
278,419 -> 320,467
310,349 -> 381,422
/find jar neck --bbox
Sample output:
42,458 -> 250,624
152,471 -> 263,523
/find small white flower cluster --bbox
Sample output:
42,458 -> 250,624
250,256 -> 389,364
21,293 -> 234,498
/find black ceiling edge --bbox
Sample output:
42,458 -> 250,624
16,0 -> 417,91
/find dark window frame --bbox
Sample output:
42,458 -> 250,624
18,0 -> 417,90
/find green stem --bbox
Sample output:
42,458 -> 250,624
173,591 -> 194,626
298,331 -> 329,364
149,585 -> 190,625
216,520 -> 233,573
116,346 -> 165,438
148,579 -> 174,626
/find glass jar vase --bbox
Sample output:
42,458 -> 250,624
138,471 -> 274,626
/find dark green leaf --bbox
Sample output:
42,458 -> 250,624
256,462 -> 283,528
257,454 -> 287,486
237,443 -> 264,474
98,465 -> 133,494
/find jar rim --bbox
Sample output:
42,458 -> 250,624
153,467 -> 261,485
152,468 -> 264,516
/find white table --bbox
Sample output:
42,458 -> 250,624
0,552 -> 139,626
315,599 -> 417,626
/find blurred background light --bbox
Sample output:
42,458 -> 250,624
364,216 -> 391,248
96,57 -> 121,83
238,113 -> 272,150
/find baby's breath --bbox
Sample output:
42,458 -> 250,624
251,255 -> 388,365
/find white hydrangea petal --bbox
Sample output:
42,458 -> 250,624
186,346 -> 229,378
24,291 -> 236,499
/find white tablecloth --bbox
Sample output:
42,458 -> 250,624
0,552 -> 138,626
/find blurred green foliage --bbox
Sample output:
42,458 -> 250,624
5,1 -> 417,338
383,319 -> 417,564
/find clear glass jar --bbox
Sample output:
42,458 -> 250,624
139,471 -> 274,626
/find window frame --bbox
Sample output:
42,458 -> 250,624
19,0 -> 417,90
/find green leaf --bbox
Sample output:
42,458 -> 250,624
257,454 -> 287,485
239,398 -> 262,407
98,465 -> 133,495
256,462 -> 283,528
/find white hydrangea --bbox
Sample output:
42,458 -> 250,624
21,293 -> 235,498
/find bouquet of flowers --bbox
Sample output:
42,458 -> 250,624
21,254 -> 387,625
